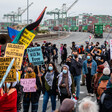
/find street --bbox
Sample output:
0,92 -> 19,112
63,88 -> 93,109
21,32 -> 112,112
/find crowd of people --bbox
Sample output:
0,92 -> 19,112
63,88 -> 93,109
0,39 -> 112,112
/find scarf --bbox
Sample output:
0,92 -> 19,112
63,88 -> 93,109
58,71 -> 72,96
45,71 -> 54,89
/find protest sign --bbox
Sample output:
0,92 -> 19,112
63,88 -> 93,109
18,28 -> 35,49
0,57 -> 16,82
27,46 -> 44,66
25,72 -> 36,78
5,43 -> 25,70
110,40 -> 112,59
20,78 -> 36,92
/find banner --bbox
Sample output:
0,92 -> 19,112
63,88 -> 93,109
18,28 -> 35,49
0,57 -> 16,82
110,39 -> 112,59
20,78 -> 36,92
5,43 -> 25,70
27,47 -> 44,66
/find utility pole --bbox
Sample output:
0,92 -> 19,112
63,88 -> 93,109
27,0 -> 29,24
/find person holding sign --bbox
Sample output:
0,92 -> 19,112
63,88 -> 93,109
22,64 -> 41,112
42,62 -> 59,112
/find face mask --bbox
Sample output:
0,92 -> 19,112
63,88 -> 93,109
72,54 -> 74,57
63,70 -> 67,74
4,83 -> 11,89
87,56 -> 90,60
74,55 -> 78,58
48,66 -> 53,71
28,71 -> 32,73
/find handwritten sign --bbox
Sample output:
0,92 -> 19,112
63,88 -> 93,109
0,57 -> 16,82
25,72 -> 36,78
27,47 -> 44,66
20,78 -> 36,92
18,28 -> 35,49
5,43 -> 25,70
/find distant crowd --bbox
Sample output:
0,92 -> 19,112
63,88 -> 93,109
0,39 -> 112,112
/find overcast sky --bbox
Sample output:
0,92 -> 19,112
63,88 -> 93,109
0,0 -> 112,22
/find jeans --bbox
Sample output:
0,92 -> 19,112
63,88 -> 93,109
42,91 -> 56,112
74,75 -> 81,98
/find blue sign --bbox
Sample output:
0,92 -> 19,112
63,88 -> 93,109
27,47 -> 44,66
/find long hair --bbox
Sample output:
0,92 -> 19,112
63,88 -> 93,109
47,62 -> 58,73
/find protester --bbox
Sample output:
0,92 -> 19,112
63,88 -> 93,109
91,47 -> 104,65
70,50 -> 83,99
82,53 -> 97,96
78,45 -> 85,54
59,98 -> 75,112
97,67 -> 110,100
70,41 -> 76,51
42,62 -> 59,112
91,65 -> 104,100
58,65 -> 75,103
60,44 -> 67,65
79,98 -> 99,112
52,44 -> 58,63
23,64 -> 41,112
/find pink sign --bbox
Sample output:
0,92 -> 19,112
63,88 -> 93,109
20,78 -> 36,92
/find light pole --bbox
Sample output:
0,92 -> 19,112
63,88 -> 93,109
27,0 -> 29,24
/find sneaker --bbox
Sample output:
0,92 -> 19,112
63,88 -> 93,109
90,93 -> 94,97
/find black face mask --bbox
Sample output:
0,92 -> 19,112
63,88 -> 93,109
74,55 -> 78,58
28,71 -> 32,73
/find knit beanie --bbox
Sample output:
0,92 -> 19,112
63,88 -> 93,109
103,67 -> 110,75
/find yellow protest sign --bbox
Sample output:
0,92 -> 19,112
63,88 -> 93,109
18,28 -> 35,49
0,57 -> 16,82
5,43 -> 25,70
18,71 -> 21,81
25,72 -> 36,78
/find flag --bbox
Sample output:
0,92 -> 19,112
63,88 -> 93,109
26,7 -> 47,31
12,7 -> 47,44
7,27 -> 20,42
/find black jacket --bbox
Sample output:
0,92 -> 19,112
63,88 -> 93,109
42,71 -> 59,95
70,58 -> 83,77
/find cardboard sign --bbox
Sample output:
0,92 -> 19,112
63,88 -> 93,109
25,72 -> 36,78
5,43 -> 25,70
27,47 -> 44,66
18,28 -> 35,49
20,78 -> 36,92
0,57 -> 16,82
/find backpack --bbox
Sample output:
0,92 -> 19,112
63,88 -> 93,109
97,80 -> 109,98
